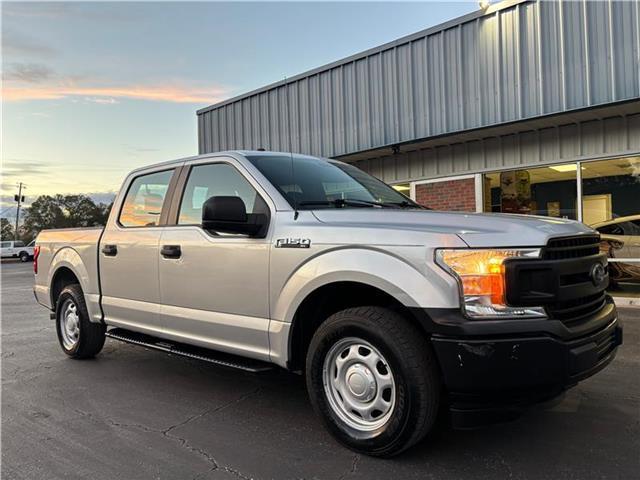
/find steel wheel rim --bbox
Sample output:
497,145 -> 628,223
60,299 -> 80,350
322,337 -> 396,432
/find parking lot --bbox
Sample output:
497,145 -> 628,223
1,260 -> 638,479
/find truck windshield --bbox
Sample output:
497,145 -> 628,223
246,154 -> 421,210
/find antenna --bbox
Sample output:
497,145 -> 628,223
285,76 -> 298,220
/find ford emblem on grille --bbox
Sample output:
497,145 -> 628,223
590,263 -> 606,286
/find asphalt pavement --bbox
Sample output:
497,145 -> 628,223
2,261 -> 639,479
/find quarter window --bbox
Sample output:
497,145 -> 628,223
178,163 -> 261,225
119,170 -> 174,227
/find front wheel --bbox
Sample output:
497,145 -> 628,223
306,306 -> 441,457
55,284 -> 106,358
19,251 -> 30,262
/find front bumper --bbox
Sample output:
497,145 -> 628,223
414,298 -> 622,427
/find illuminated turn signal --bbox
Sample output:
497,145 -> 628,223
436,248 -> 545,319
439,250 -> 514,304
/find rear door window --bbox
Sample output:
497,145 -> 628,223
119,170 -> 174,227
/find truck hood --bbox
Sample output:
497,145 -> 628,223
311,209 -> 595,247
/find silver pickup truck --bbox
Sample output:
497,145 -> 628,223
34,151 -> 622,456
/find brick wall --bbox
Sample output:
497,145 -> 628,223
414,178 -> 476,211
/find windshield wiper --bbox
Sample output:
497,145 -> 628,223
383,200 -> 430,210
298,199 -> 390,208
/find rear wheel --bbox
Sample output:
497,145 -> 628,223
55,284 -> 106,358
306,306 -> 441,457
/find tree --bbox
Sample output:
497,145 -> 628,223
22,196 -> 66,238
1,218 -> 14,240
22,194 -> 111,238
60,195 -> 103,228
94,201 -> 113,226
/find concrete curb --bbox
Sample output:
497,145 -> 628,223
613,296 -> 640,308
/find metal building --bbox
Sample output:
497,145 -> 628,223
197,0 -> 640,296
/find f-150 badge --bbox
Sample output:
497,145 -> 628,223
276,238 -> 311,248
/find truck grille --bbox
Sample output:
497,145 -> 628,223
546,291 -> 607,325
505,234 -> 608,326
542,235 -> 601,260
543,235 -> 606,325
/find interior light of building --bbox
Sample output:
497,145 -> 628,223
550,164 -> 580,172
392,184 -> 410,193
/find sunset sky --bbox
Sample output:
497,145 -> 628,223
2,1 -> 476,213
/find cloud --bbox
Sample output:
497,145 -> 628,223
84,97 -> 119,105
2,29 -> 57,57
2,3 -> 74,19
3,83 -> 228,104
3,2 -> 139,22
0,182 -> 18,194
3,63 -> 54,83
2,160 -> 53,183
2,63 -> 228,104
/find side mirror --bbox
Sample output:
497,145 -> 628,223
201,196 -> 267,237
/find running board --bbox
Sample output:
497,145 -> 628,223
105,328 -> 274,373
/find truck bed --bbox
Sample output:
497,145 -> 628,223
34,227 -> 104,323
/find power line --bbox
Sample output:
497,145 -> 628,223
0,206 -> 15,217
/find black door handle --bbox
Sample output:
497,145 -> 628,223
161,245 -> 181,258
102,244 -> 117,256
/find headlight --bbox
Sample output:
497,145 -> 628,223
435,248 -> 546,319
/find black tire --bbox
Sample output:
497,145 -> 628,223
55,284 -> 106,359
306,306 -> 441,457
19,251 -> 30,262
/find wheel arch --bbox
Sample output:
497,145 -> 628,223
285,280 -> 428,372
272,247 -> 455,325
270,247 -> 456,370
47,247 -> 96,317
50,266 -> 81,309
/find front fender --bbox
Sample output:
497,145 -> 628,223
272,246 -> 459,324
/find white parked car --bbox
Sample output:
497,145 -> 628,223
591,214 -> 640,287
1,240 -> 35,262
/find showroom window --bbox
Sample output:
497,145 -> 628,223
480,156 -> 639,297
581,157 -> 640,296
483,163 -> 578,219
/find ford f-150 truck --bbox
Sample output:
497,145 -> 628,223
34,151 -> 622,456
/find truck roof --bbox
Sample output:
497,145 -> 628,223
127,150 -> 328,175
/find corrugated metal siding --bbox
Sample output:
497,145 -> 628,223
354,112 -> 640,183
198,0 -> 640,157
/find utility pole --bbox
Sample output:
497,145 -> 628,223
14,182 -> 25,241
